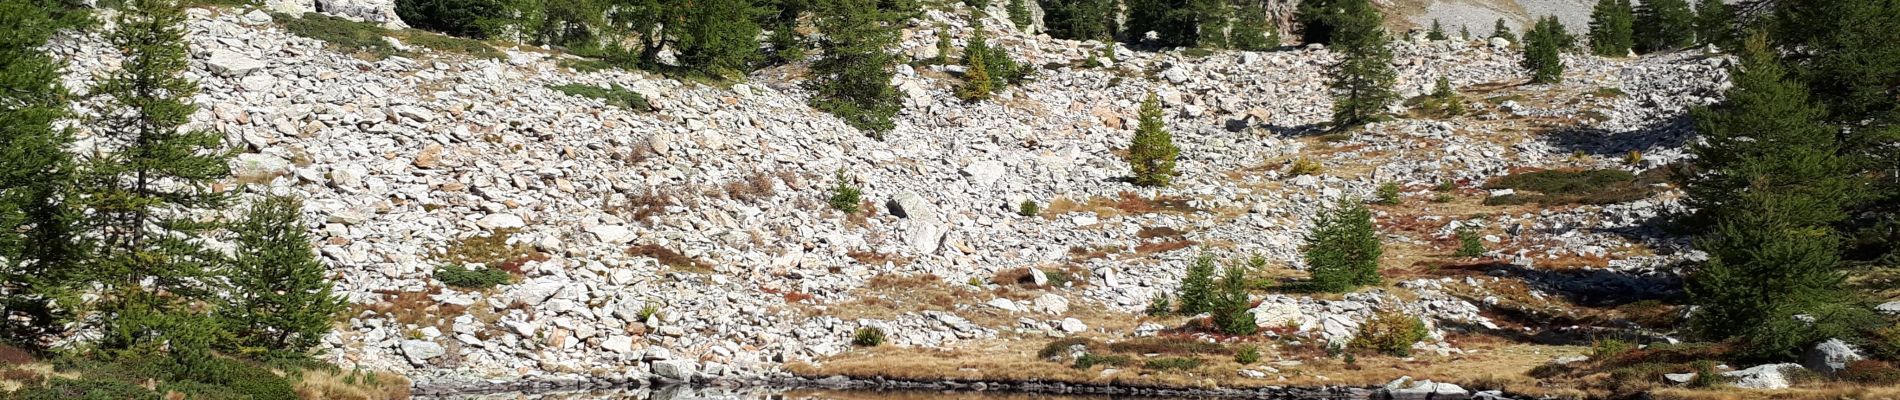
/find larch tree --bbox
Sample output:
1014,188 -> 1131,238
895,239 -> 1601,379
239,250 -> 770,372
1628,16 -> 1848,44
1426,19 -> 1446,40
1324,0 -> 1396,131
1127,92 -> 1179,187
218,196 -> 346,354
1522,15 -> 1569,84
1490,18 -> 1515,43
0,0 -> 87,346
1193,0 -> 1229,48
1693,0 -> 1733,49
1305,199 -> 1382,292
1634,0 -> 1694,53
1230,3 -> 1273,51
809,0 -> 907,138
1587,0 -> 1634,56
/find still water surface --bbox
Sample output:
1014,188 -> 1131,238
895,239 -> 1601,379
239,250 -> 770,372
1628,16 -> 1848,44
426,386 -> 1216,400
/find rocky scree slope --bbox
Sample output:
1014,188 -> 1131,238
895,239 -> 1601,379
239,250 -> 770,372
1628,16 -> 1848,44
45,4 -> 1728,393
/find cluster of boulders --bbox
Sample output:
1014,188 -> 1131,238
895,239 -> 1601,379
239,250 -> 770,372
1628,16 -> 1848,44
41,1 -> 1734,393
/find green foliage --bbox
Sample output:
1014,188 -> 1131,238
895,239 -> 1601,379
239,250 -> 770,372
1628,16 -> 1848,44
1211,257 -> 1258,335
1293,0 -> 1337,45
1017,200 -> 1040,216
764,0 -> 809,65
1287,156 -> 1323,176
1230,3 -> 1273,51
1455,227 -> 1485,257
218,196 -> 346,354
397,0 -> 507,38
1349,311 -> 1428,356
1142,357 -> 1203,371
88,0 -> 233,355
1426,19 -> 1446,40
1374,182 -> 1401,205
1124,0 -> 1195,46
1145,293 -> 1173,316
1176,253 -> 1217,315
810,0 -> 905,137
1590,338 -> 1632,359
934,28 -> 954,64
1490,18 -> 1514,43
1634,0 -> 1693,53
548,84 -> 651,111
1192,0 -> 1229,48
1692,0 -> 1732,49
1410,76 -> 1466,117
1305,199 -> 1382,292
852,326 -> 886,346
1233,345 -> 1261,364
1522,16 -> 1569,84
434,264 -> 514,289
957,44 -> 994,101
0,0 -> 86,346
1127,93 -> 1179,187
1039,0 -> 1116,41
6,378 -> 157,400
962,24 -> 1028,89
280,12 -> 397,57
1325,0 -> 1396,131
828,169 -> 862,213
1481,168 -> 1661,205
671,0 -> 765,75
1588,0 -> 1634,56
1007,0 -> 1029,30
1072,353 -> 1132,369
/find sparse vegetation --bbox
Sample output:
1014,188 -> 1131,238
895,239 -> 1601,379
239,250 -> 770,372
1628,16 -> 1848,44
852,327 -> 886,347
829,170 -> 862,213
1072,353 -> 1132,369
1455,227 -> 1485,257
434,264 -> 513,289
1482,168 -> 1664,205
1018,200 -> 1040,216
1349,311 -> 1429,356
1234,345 -> 1261,364
548,84 -> 651,111
1375,182 -> 1402,205
1287,157 -> 1324,176
1142,357 -> 1204,371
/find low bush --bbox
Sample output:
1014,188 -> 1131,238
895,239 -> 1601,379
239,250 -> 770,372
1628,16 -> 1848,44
1455,227 -> 1485,257
852,327 -> 886,347
1841,359 -> 1900,385
1349,311 -> 1429,356
1287,157 -> 1323,176
7,378 -> 156,400
1145,293 -> 1173,316
1590,338 -> 1633,359
828,170 -> 861,214
1482,168 -> 1659,205
394,0 -> 504,38
404,33 -> 502,59
1143,357 -> 1203,371
628,244 -> 711,272
1234,345 -> 1261,364
1073,353 -> 1132,369
548,84 -> 651,111
281,13 -> 396,57
433,264 -> 512,289
1018,200 -> 1040,216
1375,182 -> 1402,205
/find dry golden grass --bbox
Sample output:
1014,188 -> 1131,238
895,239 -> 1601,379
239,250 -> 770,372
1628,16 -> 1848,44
293,368 -> 412,400
1650,387 -> 1900,400
1042,192 -> 1203,220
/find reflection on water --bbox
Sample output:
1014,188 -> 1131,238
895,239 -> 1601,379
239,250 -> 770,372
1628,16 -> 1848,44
427,386 -> 1199,400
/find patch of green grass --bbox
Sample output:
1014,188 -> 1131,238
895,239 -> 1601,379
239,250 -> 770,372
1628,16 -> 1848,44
1593,86 -> 1627,97
1142,357 -> 1203,371
1073,353 -> 1132,369
1482,168 -> 1665,205
547,84 -> 651,111
433,264 -> 513,289
278,12 -> 501,60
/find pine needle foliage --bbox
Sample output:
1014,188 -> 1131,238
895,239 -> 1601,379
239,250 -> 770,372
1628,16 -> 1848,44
1587,0 -> 1634,56
0,0 -> 87,345
1522,15 -> 1570,84
1634,0 -> 1694,53
1305,199 -> 1382,292
1324,0 -> 1396,131
1175,253 -> 1217,315
1126,93 -> 1179,187
809,0 -> 906,138
218,196 -> 347,354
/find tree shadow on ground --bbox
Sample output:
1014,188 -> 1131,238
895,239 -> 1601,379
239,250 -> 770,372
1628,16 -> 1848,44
1543,114 -> 1696,156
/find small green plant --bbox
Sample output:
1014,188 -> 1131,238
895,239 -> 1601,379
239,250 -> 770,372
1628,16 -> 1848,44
1072,353 -> 1132,369
1375,182 -> 1402,205
967,277 -> 984,286
828,169 -> 862,213
1687,360 -> 1729,388
1623,149 -> 1644,166
1143,357 -> 1203,371
1234,345 -> 1262,364
433,264 -> 513,289
548,84 -> 651,111
1146,293 -> 1174,316
1590,338 -> 1633,359
1455,227 -> 1485,257
1287,157 -> 1323,176
852,327 -> 886,347
1018,200 -> 1040,216
637,303 -> 660,322
1434,180 -> 1455,192
1349,311 -> 1429,356
1326,342 -> 1345,358
1432,193 -> 1455,203
1344,351 -> 1357,366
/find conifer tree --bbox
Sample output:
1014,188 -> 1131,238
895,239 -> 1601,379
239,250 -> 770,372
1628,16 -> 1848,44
673,0 -> 764,75
1231,3 -> 1273,50
1490,18 -> 1515,43
1176,253 -> 1217,315
957,46 -> 994,101
218,196 -> 346,354
935,28 -> 955,64
1325,0 -> 1396,131
1693,0 -> 1732,49
1211,257 -> 1259,335
0,0 -> 86,345
1193,0 -> 1229,48
86,0 -> 233,359
1008,0 -> 1030,30
1127,93 -> 1179,187
1522,16 -> 1569,84
1588,0 -> 1634,57
809,0 -> 906,138
1684,34 -> 1870,359
1039,0 -> 1116,41
1634,0 -> 1694,52
1426,19 -> 1446,41
1293,0 -> 1338,45
1460,25 -> 1470,40
764,0 -> 811,64
1305,199 -> 1382,292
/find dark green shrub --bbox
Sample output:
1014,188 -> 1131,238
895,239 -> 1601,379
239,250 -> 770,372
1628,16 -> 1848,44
1234,345 -> 1261,364
1482,168 -> 1657,205
1455,227 -> 1485,257
281,12 -> 396,57
1143,357 -> 1203,371
405,33 -> 502,58
1018,200 -> 1040,216
828,170 -> 861,213
433,264 -> 513,289
1145,293 -> 1173,316
1176,253 -> 1217,315
1305,199 -> 1383,292
395,0 -> 505,38
1349,311 -> 1428,356
1072,353 -> 1131,369
852,327 -> 885,346
1590,338 -> 1633,359
7,378 -> 157,400
1212,259 -> 1258,335
1375,182 -> 1401,205
548,84 -> 650,111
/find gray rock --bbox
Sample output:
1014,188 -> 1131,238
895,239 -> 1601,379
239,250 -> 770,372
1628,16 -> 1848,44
204,50 -> 264,76
1385,377 -> 1470,400
232,153 -> 291,182
1033,293 -> 1069,314
1802,338 -> 1862,376
887,192 -> 937,221
478,213 -> 526,229
400,340 -> 445,366
1663,373 -> 1695,384
1722,363 -> 1803,389
1876,301 -> 1900,315
651,359 -> 698,382
961,160 -> 1006,186
1059,318 -> 1087,333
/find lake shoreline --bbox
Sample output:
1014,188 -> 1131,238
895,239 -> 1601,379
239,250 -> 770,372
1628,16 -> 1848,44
410,372 -> 1518,399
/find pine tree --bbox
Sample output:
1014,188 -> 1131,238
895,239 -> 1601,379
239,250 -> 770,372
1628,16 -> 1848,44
1426,19 -> 1447,41
1522,16 -> 1569,84
1293,0 -> 1338,45
1325,0 -> 1397,131
1693,0 -> 1732,49
764,0 -> 811,65
1126,92 -> 1179,187
1193,0 -> 1229,48
86,0 -> 233,361
1684,34 -> 1871,359
964,22 -> 1027,87
1490,18 -> 1515,43
1176,253 -> 1217,314
1039,0 -> 1116,41
809,0 -> 905,138
1588,0 -> 1634,57
1460,25 -> 1470,40
957,46 -> 994,101
1231,3 -> 1272,50
0,0 -> 87,346
1211,257 -> 1259,335
218,196 -> 346,354
1634,0 -> 1694,53
1305,199 -> 1382,292
1008,0 -> 1030,30
934,28 -> 954,64
673,0 -> 764,75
